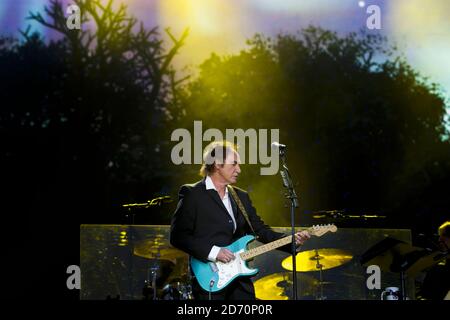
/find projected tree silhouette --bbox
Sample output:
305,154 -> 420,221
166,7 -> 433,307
178,27 -> 450,229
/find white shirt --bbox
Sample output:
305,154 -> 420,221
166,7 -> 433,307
205,175 -> 237,261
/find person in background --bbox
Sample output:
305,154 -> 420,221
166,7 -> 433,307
419,221 -> 450,300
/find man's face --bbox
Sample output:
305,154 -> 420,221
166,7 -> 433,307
216,151 -> 241,184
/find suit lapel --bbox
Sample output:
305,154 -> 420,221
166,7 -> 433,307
201,179 -> 230,216
206,189 -> 229,214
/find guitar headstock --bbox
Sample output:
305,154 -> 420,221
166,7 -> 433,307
309,224 -> 337,236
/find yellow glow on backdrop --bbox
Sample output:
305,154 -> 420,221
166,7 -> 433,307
157,0 -> 248,70
252,0 -> 354,14
388,0 -> 450,99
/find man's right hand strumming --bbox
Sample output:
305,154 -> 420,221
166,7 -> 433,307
216,248 -> 235,263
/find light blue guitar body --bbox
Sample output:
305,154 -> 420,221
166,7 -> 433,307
190,235 -> 258,292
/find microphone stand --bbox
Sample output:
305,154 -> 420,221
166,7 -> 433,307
278,148 -> 299,300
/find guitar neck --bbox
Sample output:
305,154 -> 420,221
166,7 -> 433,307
239,225 -> 333,261
240,234 -> 294,261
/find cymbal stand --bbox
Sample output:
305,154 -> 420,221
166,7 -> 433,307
314,249 -> 326,300
183,262 -> 193,300
143,251 -> 161,300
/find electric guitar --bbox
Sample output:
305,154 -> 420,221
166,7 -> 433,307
190,224 -> 337,292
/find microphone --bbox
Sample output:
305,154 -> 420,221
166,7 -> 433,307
271,142 -> 287,150
272,142 -> 287,157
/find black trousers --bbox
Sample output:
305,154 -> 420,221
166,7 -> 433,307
192,277 -> 256,300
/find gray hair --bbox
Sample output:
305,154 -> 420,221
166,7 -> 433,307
199,140 -> 238,177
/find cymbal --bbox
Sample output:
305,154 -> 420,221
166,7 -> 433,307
133,238 -> 188,262
282,248 -> 353,272
254,272 -> 332,300
254,273 -> 290,300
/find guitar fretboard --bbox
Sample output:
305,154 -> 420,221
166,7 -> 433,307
238,225 -> 335,261
240,235 -> 293,261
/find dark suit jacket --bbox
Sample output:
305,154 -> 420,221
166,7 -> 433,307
170,179 -> 286,262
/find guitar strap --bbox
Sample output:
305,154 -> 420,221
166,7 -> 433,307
227,186 -> 258,239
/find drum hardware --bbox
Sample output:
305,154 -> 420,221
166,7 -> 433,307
312,210 -> 386,220
361,237 -> 431,300
381,286 -> 400,300
133,237 -> 188,263
282,248 -> 353,272
254,272 -> 333,300
122,196 -> 173,224
162,261 -> 193,300
281,248 -> 353,300
142,252 -> 164,300
162,280 -> 193,300
313,249 -> 326,300
134,236 -> 192,300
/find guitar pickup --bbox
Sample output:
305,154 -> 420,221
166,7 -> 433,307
209,262 -> 219,273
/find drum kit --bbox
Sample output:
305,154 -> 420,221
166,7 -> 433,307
255,248 -> 354,300
252,210 -> 388,300
134,234 -> 355,300
133,232 -> 355,300
133,235 -> 193,300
